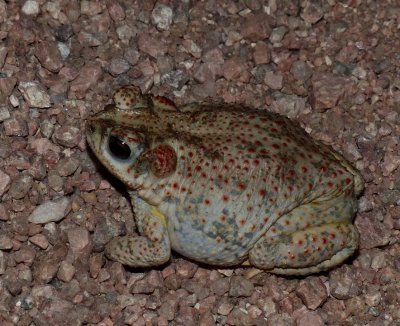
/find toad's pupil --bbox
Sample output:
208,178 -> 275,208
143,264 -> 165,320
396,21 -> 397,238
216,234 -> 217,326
108,135 -> 131,160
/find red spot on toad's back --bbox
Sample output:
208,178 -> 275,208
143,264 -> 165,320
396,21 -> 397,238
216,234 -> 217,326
153,95 -> 177,109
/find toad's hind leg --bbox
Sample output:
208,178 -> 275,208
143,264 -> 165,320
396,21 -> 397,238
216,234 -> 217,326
249,223 -> 359,276
105,193 -> 170,267
249,191 -> 360,275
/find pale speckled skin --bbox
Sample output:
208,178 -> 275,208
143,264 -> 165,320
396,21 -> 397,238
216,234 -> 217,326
86,86 -> 364,276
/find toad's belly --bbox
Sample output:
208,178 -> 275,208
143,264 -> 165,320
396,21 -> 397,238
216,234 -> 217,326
167,223 -> 251,266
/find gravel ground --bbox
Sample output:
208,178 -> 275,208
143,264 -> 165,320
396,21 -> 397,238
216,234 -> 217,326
0,0 -> 399,325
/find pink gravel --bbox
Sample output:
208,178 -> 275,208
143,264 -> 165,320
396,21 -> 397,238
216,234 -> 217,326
0,0 -> 399,325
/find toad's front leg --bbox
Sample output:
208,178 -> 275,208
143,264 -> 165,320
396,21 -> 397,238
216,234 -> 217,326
105,194 -> 171,267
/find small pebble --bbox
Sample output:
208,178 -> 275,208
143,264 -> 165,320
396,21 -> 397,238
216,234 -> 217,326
18,82 -> 51,108
21,0 -> 40,16
0,106 -> 10,121
151,4 -> 173,31
0,170 -> 11,196
28,197 -> 71,224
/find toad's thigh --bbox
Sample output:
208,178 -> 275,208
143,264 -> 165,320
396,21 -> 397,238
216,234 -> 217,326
249,222 -> 359,275
266,193 -> 358,238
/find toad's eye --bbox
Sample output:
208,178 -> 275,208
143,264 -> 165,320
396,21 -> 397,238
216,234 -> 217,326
108,135 -> 131,160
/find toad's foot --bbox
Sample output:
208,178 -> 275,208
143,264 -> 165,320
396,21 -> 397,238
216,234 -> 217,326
105,234 -> 170,267
105,195 -> 171,267
249,222 -> 359,276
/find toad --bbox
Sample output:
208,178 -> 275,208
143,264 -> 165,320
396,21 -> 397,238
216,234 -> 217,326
86,86 -> 363,275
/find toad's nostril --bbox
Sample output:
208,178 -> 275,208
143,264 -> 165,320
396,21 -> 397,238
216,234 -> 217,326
86,123 -> 96,134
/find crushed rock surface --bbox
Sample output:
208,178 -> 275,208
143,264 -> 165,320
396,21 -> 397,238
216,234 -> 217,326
0,0 -> 400,325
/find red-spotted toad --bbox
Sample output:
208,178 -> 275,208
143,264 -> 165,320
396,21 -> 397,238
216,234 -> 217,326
86,86 -> 363,275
